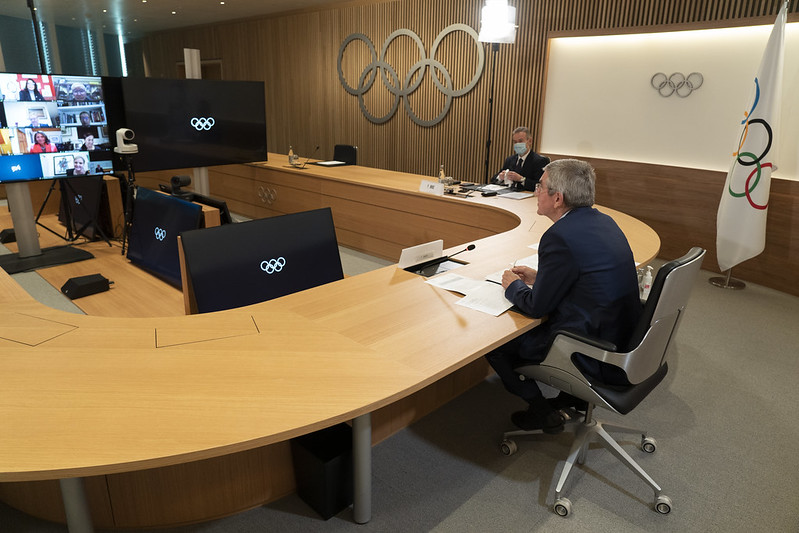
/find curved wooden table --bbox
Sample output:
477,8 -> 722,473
0,157 -> 660,530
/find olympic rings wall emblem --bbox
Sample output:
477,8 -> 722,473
74,194 -> 82,205
651,72 -> 703,97
154,227 -> 166,241
260,257 -> 286,274
191,117 -> 215,131
337,24 -> 484,127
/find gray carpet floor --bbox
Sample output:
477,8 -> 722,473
1,249 -> 797,532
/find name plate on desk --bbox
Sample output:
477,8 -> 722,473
419,179 -> 444,196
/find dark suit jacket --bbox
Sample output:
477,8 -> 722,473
19,90 -> 44,102
504,206 -> 642,384
493,151 -> 550,191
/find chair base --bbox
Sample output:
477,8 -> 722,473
500,408 -> 672,516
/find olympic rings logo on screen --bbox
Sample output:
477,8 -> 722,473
337,24 -> 484,127
651,72 -> 703,97
154,227 -> 166,241
260,257 -> 286,274
190,117 -> 216,131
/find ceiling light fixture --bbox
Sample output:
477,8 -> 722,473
478,0 -> 517,44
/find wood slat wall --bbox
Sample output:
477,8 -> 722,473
137,0 -> 798,176
137,0 -> 799,294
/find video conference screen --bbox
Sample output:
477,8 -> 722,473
0,73 -> 114,184
118,77 -> 267,172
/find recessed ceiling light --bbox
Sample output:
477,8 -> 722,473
103,9 -> 107,13
171,11 -> 177,15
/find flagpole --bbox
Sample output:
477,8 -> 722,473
709,269 -> 745,290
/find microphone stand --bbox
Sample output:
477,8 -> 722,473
298,146 -> 321,169
120,154 -> 137,256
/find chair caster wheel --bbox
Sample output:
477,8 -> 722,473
642,436 -> 657,453
655,495 -> 672,514
500,439 -> 517,456
553,497 -> 572,517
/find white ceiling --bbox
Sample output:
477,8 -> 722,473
1,0 -> 343,40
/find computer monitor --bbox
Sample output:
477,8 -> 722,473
180,208 -> 344,314
57,175 -> 115,241
190,193 -> 234,225
126,187 -> 203,287
115,77 -> 267,172
0,72 -> 114,184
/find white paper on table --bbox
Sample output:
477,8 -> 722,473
484,254 -> 539,285
425,273 -> 485,295
455,283 -> 513,316
502,191 -> 534,200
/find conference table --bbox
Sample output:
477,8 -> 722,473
0,156 -> 660,531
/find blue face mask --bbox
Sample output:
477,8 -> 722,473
513,142 -> 528,156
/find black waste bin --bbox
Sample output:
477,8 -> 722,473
291,423 -> 353,519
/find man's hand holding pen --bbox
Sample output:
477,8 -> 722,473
501,265 -> 537,289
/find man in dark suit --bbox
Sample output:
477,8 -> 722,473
492,126 -> 549,191
485,159 -> 642,433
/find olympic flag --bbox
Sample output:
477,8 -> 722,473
716,4 -> 786,272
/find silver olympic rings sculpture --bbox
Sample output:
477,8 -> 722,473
651,72 -> 703,98
337,24 -> 484,127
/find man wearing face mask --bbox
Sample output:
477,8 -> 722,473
492,126 -> 550,191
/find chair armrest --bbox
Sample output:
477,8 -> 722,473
516,329 -> 628,384
551,328 -> 617,353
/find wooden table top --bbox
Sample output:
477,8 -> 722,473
0,160 -> 659,482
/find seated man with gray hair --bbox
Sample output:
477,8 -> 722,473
485,158 -> 642,433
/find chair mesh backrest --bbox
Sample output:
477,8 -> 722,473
627,247 -> 706,350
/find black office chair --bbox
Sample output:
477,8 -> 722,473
333,144 -> 357,165
501,247 -> 706,517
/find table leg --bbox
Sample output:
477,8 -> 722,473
352,413 -> 371,524
59,477 -> 94,533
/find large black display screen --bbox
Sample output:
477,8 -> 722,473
118,77 -> 267,172
0,72 -> 114,184
180,208 -> 344,314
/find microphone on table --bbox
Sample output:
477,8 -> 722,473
446,244 -> 476,261
299,145 -> 320,169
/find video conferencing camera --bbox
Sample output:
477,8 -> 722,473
113,128 -> 138,154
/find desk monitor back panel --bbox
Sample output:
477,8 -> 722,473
180,207 -> 344,314
127,187 -> 203,287
57,175 -> 113,241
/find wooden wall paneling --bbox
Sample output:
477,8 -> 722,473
136,0 -> 799,291
570,155 -> 799,297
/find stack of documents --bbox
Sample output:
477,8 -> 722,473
424,253 -> 540,316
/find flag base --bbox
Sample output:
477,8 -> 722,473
709,271 -> 746,290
